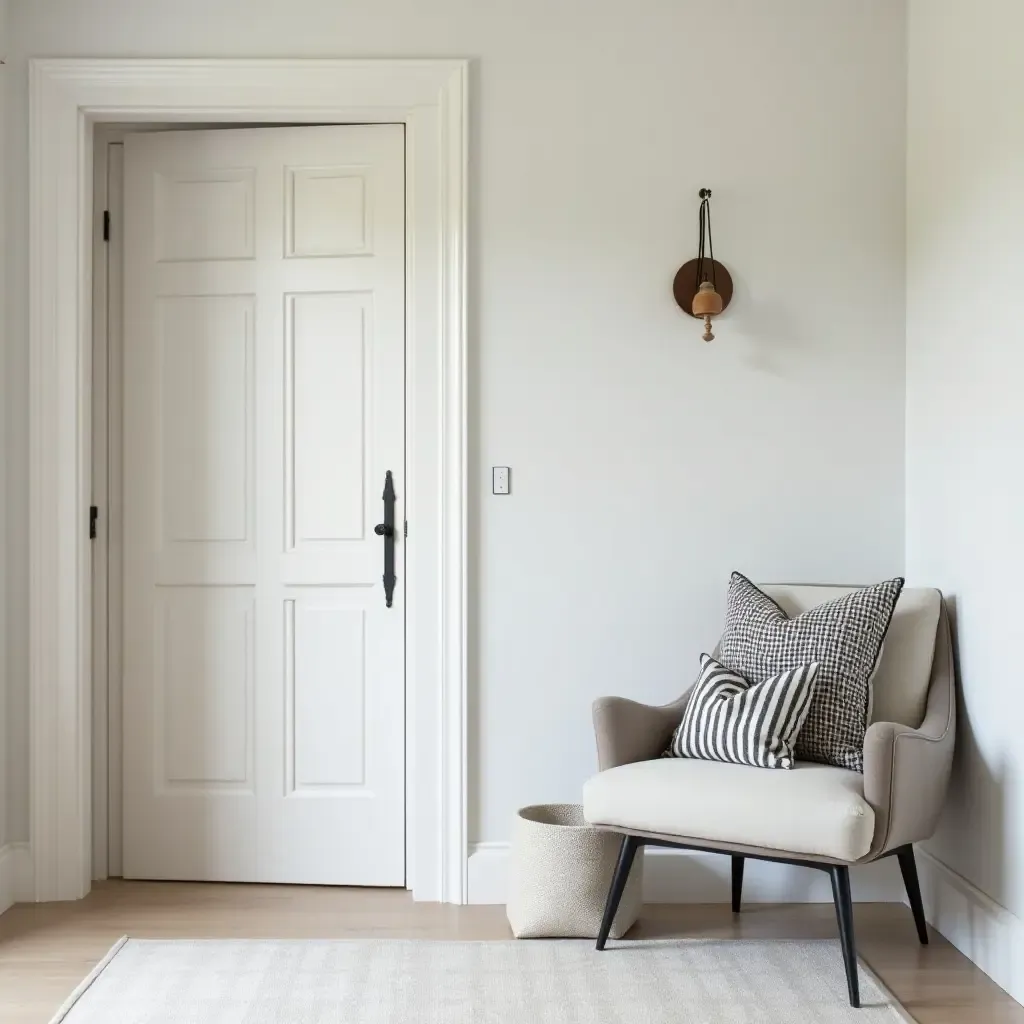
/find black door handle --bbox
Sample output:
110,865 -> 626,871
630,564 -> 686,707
377,471 -> 397,608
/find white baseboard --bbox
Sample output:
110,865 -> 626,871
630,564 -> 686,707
468,842 -> 906,906
0,843 -> 33,915
917,848 -> 1024,1006
467,843 -> 513,905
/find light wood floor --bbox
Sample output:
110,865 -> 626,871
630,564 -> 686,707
0,883 -> 1020,1023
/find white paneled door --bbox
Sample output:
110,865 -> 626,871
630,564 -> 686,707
121,125 -> 406,885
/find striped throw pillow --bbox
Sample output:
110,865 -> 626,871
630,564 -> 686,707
668,654 -> 819,770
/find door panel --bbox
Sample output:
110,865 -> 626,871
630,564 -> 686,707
122,124 -> 405,885
286,291 -> 369,547
157,587 -> 254,788
157,295 -> 255,548
287,598 -> 366,790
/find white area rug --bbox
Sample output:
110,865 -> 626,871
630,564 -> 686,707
51,937 -> 912,1023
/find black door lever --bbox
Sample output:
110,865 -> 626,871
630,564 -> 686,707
374,471 -> 397,608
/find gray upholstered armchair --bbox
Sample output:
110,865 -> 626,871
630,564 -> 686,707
582,585 -> 956,1008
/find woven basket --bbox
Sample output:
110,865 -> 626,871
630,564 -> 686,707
506,803 -> 643,939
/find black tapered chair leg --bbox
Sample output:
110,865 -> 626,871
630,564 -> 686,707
896,845 -> 929,945
596,835 -> 640,951
731,855 -> 744,913
829,866 -> 860,1008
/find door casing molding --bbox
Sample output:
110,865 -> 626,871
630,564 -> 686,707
28,58 -> 468,903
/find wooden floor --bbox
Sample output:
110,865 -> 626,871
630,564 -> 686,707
0,882 -> 1020,1023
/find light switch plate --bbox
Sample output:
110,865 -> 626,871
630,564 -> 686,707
492,466 -> 510,495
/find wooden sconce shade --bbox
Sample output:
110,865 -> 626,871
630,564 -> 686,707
673,258 -> 734,327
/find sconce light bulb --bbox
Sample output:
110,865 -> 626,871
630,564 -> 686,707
703,315 -> 715,342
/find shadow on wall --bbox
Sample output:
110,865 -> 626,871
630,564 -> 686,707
641,848 -> 906,904
725,271 -> 814,379
924,592 -> 1008,915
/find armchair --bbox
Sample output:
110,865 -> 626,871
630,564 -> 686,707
583,585 -> 955,1008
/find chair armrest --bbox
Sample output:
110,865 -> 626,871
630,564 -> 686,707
593,688 -> 693,771
863,601 -> 956,857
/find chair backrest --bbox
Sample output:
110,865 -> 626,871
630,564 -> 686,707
760,583 -> 942,729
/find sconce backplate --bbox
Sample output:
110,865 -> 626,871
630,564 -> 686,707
673,258 -> 734,318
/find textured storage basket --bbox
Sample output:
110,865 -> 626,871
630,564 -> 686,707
506,803 -> 643,939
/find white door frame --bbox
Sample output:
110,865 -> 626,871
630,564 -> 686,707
28,58 -> 468,904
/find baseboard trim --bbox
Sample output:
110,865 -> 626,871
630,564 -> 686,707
467,842 -> 906,906
0,843 -> 33,915
917,847 -> 1024,1006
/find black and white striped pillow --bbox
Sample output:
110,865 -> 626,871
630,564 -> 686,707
668,654 -> 819,770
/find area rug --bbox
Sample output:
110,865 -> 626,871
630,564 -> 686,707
51,937 -> 913,1023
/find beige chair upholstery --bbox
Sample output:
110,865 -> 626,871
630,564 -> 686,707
584,758 -> 874,863
584,586 -> 955,864
583,585 -> 956,1009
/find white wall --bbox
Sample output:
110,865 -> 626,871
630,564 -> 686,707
3,0 -> 908,870
0,0 -> 9,854
906,0 -> 1024,999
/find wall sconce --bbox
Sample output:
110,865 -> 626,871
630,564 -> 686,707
673,188 -> 733,342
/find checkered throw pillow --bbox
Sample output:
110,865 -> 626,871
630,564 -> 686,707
667,654 -> 819,769
718,573 -> 904,772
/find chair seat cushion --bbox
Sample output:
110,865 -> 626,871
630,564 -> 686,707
583,758 -> 874,862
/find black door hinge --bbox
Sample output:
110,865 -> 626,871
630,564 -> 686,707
404,520 -> 408,538
102,210 -> 110,242
89,505 -> 99,540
